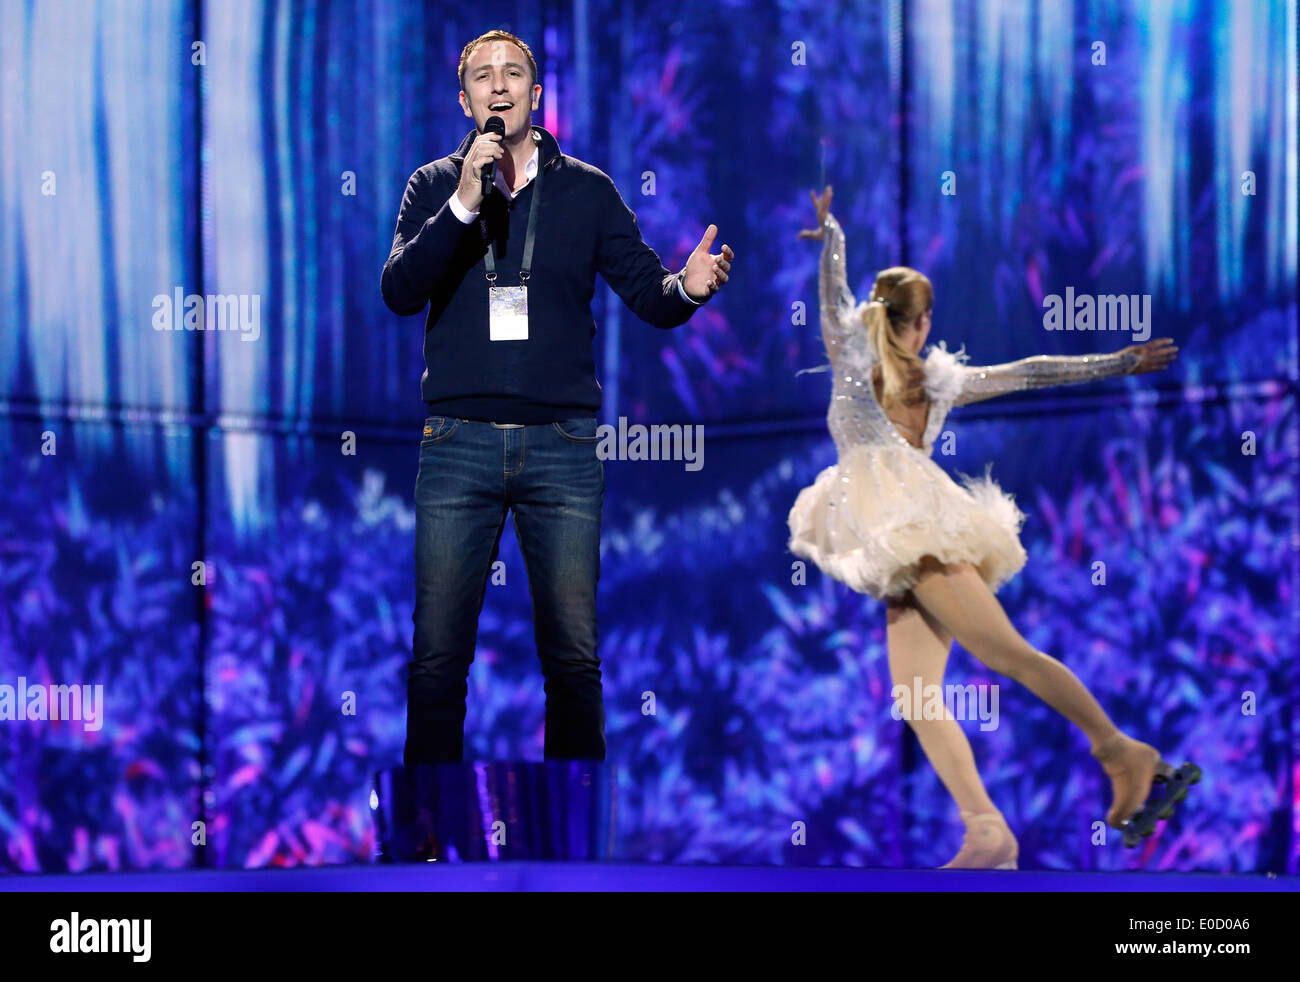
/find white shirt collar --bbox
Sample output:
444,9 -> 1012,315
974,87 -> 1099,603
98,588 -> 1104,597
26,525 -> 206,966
498,131 -> 540,198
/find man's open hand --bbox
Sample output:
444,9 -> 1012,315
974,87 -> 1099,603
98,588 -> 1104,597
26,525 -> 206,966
683,225 -> 733,302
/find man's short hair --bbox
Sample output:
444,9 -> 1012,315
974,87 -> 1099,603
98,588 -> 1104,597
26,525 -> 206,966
458,30 -> 538,90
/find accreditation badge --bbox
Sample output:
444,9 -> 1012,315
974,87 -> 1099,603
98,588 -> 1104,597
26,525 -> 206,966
488,285 -> 529,341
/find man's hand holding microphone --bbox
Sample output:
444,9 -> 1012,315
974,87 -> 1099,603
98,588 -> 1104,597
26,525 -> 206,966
455,116 -> 507,213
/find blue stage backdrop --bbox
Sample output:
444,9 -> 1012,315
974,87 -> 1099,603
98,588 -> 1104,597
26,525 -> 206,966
0,0 -> 1296,873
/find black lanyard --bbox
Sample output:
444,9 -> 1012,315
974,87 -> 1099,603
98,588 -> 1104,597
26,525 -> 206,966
483,164 -> 542,287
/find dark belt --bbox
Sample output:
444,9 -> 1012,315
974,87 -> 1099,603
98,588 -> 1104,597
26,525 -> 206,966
435,417 -> 526,428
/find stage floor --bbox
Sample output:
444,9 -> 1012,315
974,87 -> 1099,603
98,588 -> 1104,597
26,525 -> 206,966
1,862 -> 1294,892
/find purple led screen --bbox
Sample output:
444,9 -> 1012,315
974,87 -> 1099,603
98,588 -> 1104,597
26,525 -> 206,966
0,0 -> 1295,874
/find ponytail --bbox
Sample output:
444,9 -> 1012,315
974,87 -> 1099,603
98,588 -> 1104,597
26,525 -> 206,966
864,297 -> 925,410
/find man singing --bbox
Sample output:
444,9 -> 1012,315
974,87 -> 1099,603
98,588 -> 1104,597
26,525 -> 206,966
381,30 -> 734,769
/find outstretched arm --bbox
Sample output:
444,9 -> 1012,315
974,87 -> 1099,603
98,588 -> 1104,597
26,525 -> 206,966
818,212 -> 858,355
954,339 -> 1177,406
798,187 -> 859,359
595,173 -> 703,329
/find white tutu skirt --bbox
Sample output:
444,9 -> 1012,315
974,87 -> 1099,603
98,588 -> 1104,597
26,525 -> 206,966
788,443 -> 1028,600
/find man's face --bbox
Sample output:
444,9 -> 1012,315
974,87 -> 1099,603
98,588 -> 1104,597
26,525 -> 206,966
460,40 -> 541,139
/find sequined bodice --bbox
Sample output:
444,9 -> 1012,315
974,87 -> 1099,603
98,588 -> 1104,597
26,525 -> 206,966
816,212 -> 1140,458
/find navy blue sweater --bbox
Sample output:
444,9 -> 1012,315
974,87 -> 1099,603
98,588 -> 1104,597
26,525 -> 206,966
381,125 -> 702,423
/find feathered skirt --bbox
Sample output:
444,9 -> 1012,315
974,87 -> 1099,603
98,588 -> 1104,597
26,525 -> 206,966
787,442 -> 1028,600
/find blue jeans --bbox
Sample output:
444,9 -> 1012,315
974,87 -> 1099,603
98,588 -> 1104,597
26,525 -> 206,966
405,415 -> 606,766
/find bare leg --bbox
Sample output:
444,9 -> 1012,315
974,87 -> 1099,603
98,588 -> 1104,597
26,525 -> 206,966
886,596 -> 996,815
887,593 -> 1017,868
908,557 -> 1158,827
908,558 -> 1121,749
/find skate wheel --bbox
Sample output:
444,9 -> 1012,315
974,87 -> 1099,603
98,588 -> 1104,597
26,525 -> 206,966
1157,803 -> 1175,820
1185,764 -> 1202,784
1171,786 -> 1187,804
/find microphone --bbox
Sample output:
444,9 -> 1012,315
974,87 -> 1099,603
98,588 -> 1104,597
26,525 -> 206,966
481,115 -> 505,198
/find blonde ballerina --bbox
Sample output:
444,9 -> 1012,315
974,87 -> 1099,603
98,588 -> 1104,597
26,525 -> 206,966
791,185 -> 1199,868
